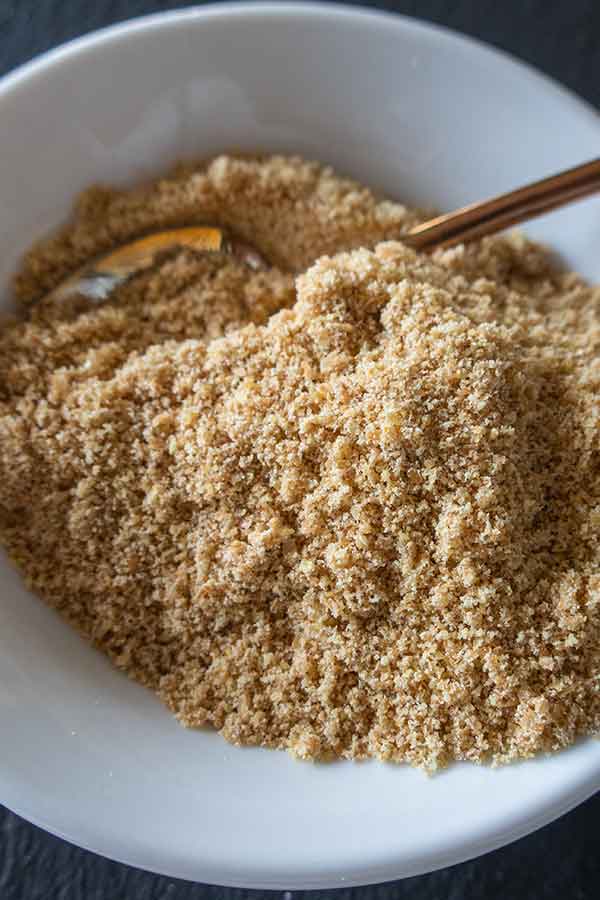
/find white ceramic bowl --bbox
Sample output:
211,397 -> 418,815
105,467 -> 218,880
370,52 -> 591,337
1,3 -> 599,890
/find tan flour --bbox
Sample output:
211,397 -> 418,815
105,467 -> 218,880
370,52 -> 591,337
1,154 -> 599,769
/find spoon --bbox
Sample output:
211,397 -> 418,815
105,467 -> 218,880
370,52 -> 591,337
46,157 -> 600,304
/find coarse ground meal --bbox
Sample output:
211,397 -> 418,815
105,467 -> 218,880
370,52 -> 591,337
1,154 -> 599,770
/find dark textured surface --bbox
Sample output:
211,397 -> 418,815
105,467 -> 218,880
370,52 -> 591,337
1,0 -> 599,897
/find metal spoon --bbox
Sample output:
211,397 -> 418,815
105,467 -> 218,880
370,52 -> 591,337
46,157 -> 600,304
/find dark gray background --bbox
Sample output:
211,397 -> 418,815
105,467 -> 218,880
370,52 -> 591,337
1,0 -> 599,897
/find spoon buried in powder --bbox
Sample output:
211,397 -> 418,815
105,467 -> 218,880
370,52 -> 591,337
46,157 -> 600,303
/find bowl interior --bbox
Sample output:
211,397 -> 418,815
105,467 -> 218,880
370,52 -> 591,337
0,4 -> 599,890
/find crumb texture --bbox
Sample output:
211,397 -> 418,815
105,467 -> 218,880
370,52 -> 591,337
1,155 -> 599,770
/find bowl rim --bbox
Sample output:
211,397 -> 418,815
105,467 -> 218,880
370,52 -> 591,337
1,0 -> 599,128
0,2 -> 599,889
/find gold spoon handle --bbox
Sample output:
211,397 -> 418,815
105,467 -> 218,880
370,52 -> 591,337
403,157 -> 600,251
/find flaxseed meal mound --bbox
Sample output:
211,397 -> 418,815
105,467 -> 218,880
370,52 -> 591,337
1,155 -> 599,769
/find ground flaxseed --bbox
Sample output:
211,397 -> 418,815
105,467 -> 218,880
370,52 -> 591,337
1,155 -> 599,770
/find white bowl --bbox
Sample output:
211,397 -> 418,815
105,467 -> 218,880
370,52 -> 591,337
1,2 -> 599,890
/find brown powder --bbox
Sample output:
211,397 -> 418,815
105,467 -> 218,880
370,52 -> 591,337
1,154 -> 599,770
